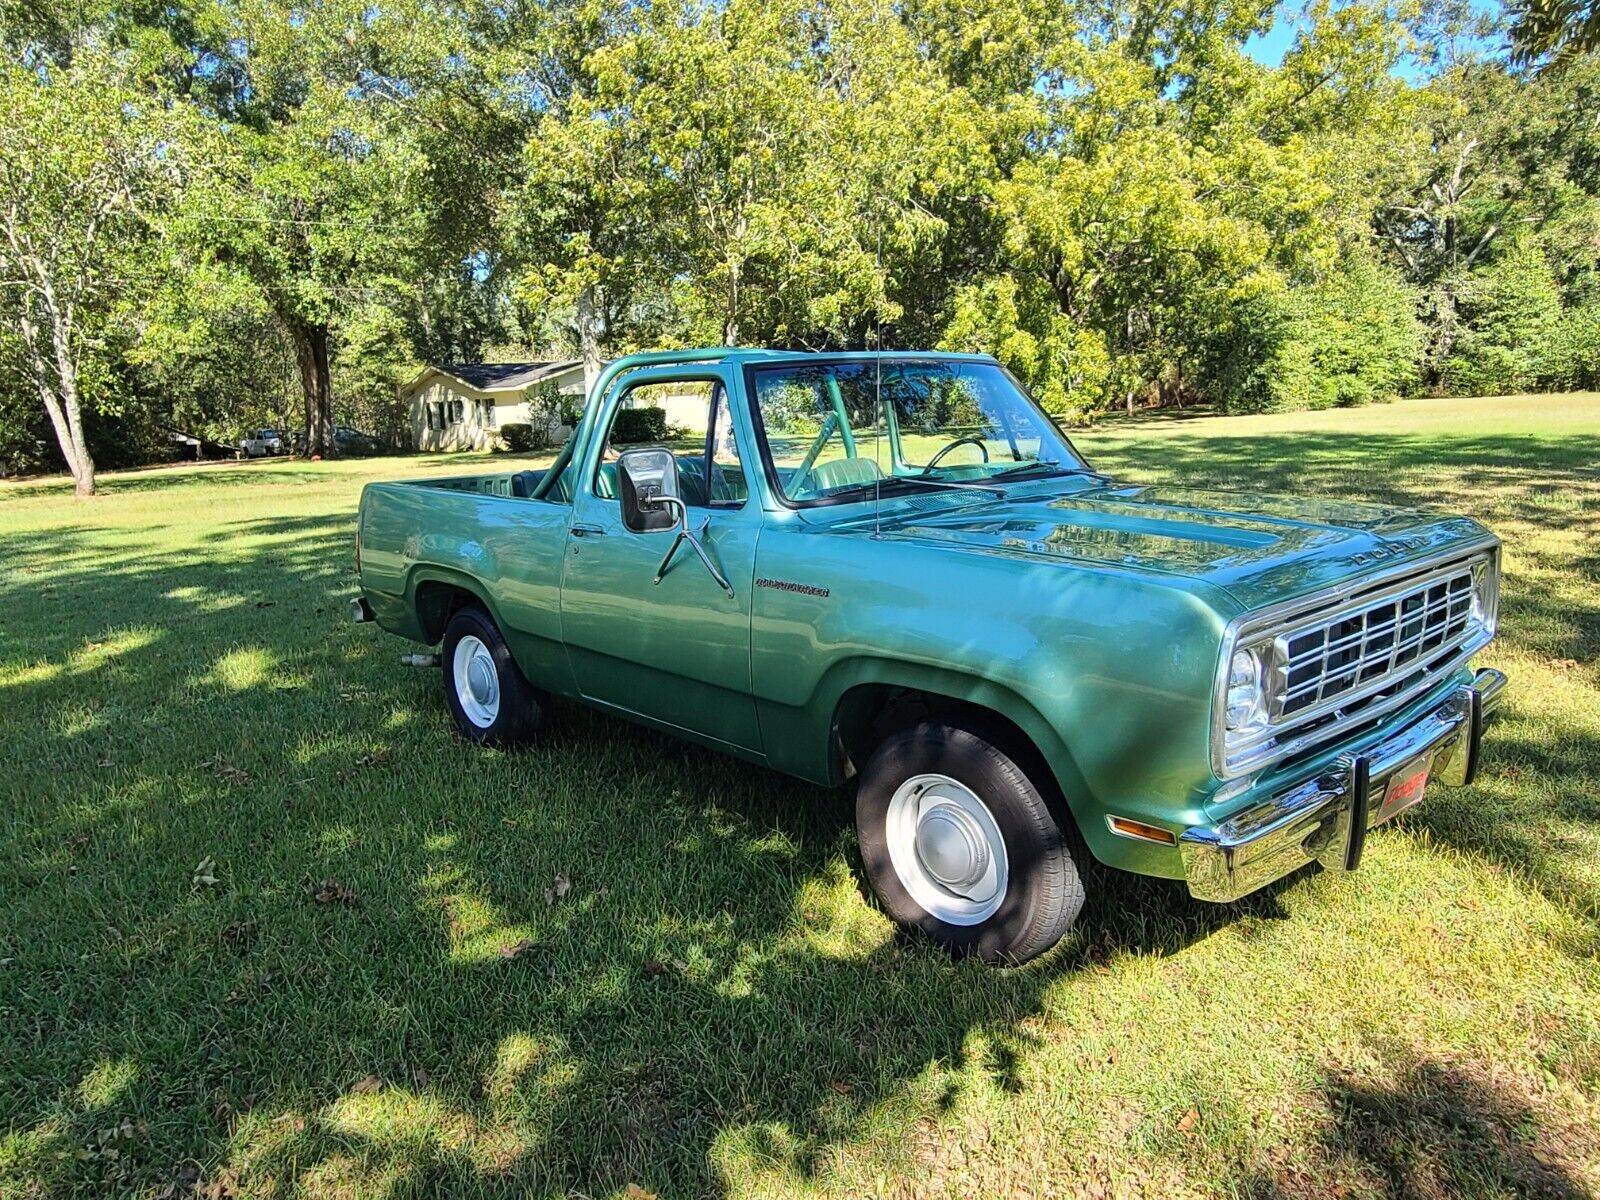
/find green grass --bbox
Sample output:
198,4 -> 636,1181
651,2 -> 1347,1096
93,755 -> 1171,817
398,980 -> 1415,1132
2,393 -> 1599,1199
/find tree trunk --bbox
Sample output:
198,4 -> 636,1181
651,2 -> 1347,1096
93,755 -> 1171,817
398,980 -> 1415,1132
576,285 -> 603,399
723,258 -> 740,347
19,309 -> 96,495
1123,309 -> 1136,415
287,317 -> 335,458
60,372 -> 96,496
34,374 -> 96,495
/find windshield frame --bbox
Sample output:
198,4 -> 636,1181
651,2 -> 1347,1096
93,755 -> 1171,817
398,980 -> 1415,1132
740,355 -> 1093,509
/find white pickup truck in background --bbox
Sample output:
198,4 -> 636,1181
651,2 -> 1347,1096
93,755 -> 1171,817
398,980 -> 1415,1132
240,428 -> 286,458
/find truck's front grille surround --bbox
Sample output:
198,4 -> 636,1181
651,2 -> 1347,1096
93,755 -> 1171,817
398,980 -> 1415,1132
1215,543 -> 1499,779
1277,566 -> 1475,719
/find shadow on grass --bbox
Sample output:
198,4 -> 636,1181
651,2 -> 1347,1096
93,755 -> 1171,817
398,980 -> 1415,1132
2,422 -> 1596,1196
0,515 -> 1276,1198
1246,1054 -> 1595,1198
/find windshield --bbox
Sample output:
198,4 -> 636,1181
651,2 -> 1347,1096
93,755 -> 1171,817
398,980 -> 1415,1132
748,358 -> 1087,504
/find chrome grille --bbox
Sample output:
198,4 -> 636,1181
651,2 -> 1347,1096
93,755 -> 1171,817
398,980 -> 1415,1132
1215,544 -> 1499,780
1276,567 -> 1475,719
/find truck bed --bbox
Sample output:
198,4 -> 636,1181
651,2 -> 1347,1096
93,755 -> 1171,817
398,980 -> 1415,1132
403,469 -> 557,500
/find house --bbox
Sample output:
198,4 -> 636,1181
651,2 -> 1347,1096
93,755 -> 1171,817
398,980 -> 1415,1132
401,361 -> 587,452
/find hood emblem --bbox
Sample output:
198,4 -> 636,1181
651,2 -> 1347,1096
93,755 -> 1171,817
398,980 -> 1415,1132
1348,535 -> 1431,567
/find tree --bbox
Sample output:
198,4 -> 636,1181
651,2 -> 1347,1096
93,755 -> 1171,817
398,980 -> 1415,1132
1443,234 -> 1565,394
178,0 -> 490,456
1214,253 -> 1424,412
510,0 -> 955,357
932,0 -> 1407,417
1508,0 -> 1600,65
0,52 -> 183,495
131,261 -> 300,442
1369,56 -> 1600,379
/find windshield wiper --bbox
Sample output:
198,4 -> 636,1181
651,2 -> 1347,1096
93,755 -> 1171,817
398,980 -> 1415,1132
879,475 -> 1007,498
988,459 -> 1061,479
823,475 -> 1006,503
989,459 -> 1103,482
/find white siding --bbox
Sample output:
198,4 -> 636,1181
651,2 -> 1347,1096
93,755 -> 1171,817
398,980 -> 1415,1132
411,377 -> 499,452
404,364 -> 592,453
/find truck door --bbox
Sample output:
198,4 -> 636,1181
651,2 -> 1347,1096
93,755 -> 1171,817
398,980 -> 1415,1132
559,369 -> 763,753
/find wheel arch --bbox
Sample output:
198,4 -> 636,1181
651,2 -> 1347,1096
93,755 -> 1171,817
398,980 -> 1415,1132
408,567 -> 498,645
819,661 -> 1097,843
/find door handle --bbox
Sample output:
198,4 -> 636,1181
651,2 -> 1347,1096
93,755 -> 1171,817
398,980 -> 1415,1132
571,523 -> 606,538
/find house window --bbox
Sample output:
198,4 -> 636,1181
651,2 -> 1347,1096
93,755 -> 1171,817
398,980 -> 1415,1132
482,400 -> 496,428
427,401 -> 445,431
451,400 -> 465,424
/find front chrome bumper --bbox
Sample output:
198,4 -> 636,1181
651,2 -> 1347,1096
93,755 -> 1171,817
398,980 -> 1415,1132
1180,667 -> 1507,903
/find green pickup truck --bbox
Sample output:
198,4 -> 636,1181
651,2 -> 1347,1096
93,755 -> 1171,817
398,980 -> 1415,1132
353,348 -> 1506,963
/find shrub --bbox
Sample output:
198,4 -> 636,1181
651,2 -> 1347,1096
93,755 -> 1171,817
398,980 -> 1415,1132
1540,303 -> 1600,391
500,422 -> 539,452
1215,257 -> 1423,413
525,379 -> 565,450
611,406 -> 667,444
1441,238 -> 1562,396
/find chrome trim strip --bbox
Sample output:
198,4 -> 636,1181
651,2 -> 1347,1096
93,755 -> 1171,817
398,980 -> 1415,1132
1183,676 -> 1495,902
1212,538 -> 1501,780
1229,536 -> 1499,639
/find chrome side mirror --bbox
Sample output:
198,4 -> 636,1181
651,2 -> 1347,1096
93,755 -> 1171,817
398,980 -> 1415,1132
616,446 -> 680,534
614,446 -> 735,598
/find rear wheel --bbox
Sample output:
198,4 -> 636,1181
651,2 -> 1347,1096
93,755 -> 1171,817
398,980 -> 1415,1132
855,722 -> 1084,964
440,607 -> 544,746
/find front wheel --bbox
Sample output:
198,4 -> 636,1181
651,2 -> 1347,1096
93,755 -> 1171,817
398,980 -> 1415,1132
440,606 -> 545,747
855,723 -> 1084,964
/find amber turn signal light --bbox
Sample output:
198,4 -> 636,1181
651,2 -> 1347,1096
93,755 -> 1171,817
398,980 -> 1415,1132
1107,817 -> 1177,845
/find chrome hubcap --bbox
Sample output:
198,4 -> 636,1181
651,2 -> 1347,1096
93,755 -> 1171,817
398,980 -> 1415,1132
453,635 -> 500,728
467,658 -> 496,705
884,773 -> 1008,925
915,805 -> 990,888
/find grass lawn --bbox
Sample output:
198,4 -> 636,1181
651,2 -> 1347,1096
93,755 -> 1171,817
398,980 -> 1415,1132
2,393 -> 1599,1199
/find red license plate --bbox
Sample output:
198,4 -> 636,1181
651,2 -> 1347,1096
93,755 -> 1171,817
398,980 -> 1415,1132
1376,763 -> 1430,823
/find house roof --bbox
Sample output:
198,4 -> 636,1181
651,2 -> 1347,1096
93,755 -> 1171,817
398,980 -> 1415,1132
429,360 -> 583,393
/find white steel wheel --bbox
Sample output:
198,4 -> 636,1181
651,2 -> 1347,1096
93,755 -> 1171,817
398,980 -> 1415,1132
883,772 -> 1009,926
439,607 -> 544,747
452,634 -> 501,728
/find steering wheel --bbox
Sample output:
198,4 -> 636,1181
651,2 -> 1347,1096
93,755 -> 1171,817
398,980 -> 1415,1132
923,435 -> 990,472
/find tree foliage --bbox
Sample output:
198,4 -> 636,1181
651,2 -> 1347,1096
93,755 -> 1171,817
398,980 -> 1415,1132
0,49 -> 187,493
3,0 -> 1600,482
1509,0 -> 1600,64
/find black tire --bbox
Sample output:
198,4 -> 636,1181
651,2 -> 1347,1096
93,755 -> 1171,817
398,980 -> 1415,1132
855,722 -> 1085,964
440,606 -> 545,747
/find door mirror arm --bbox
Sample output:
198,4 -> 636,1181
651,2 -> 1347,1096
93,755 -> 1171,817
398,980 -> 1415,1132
649,495 -> 735,598
616,445 -> 735,597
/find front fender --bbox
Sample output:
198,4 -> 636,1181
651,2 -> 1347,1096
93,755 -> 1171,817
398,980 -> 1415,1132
750,527 -> 1239,876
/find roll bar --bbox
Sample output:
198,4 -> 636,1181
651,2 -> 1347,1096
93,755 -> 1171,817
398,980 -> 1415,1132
528,348 -> 738,501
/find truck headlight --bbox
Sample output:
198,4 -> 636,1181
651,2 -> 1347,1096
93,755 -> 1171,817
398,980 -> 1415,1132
1470,556 -> 1499,634
1225,646 -> 1270,735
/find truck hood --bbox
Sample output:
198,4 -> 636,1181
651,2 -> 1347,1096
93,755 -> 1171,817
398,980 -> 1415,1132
858,481 -> 1492,611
